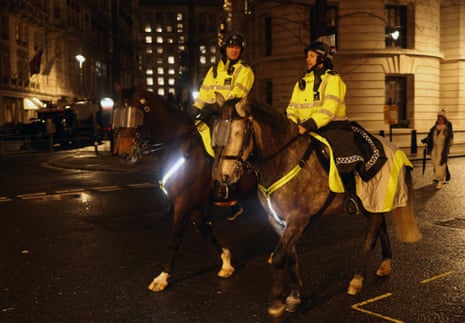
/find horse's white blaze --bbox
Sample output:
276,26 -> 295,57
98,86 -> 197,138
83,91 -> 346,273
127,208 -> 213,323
217,248 -> 235,278
148,271 -> 170,292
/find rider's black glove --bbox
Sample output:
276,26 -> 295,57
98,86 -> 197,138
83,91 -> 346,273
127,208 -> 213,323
190,105 -> 216,123
300,118 -> 318,132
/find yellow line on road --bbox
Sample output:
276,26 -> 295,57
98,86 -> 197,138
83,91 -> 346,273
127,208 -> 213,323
420,271 -> 455,284
127,183 -> 156,188
0,196 -> 12,202
17,192 -> 47,199
55,188 -> 86,193
352,292 -> 404,323
94,185 -> 121,192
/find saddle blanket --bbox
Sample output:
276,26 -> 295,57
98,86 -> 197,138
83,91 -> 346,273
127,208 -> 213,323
312,133 -> 413,213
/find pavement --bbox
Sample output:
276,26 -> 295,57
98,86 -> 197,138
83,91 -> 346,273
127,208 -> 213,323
5,140 -> 465,173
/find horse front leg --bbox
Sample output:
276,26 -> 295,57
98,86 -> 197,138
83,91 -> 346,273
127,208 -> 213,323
268,225 -> 304,317
191,205 -> 235,278
148,205 -> 192,292
347,213 -> 384,295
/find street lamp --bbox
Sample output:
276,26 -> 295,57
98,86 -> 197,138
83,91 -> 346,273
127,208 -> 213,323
75,54 -> 86,98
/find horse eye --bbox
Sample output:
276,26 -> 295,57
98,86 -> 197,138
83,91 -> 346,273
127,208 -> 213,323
139,98 -> 147,105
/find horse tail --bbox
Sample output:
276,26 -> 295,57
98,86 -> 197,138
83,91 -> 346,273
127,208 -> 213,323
392,167 -> 422,243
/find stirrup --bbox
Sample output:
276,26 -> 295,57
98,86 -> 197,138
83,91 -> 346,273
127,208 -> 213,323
344,195 -> 360,216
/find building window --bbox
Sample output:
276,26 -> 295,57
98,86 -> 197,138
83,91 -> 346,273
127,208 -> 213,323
145,36 -> 152,44
311,5 -> 338,48
144,25 -> 152,33
385,75 -> 413,128
265,16 -> 272,56
146,77 -> 153,86
385,5 -> 414,49
167,56 -> 175,64
157,67 -> 164,75
146,69 -> 153,75
157,77 -> 164,86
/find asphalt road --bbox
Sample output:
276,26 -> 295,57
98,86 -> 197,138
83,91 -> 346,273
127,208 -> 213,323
0,149 -> 464,322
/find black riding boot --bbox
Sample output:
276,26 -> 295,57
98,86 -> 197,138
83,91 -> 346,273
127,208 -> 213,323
340,172 -> 361,216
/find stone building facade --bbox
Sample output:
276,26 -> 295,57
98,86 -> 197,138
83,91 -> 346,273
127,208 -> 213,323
237,0 -> 464,148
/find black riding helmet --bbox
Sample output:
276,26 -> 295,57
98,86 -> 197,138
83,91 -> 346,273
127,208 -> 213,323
304,41 -> 334,70
220,32 -> 246,57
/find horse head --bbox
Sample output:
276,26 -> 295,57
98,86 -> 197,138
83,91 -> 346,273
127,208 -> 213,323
113,86 -> 183,165
212,96 -> 254,185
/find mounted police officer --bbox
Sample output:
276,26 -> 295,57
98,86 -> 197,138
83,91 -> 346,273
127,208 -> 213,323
190,32 -> 255,220
286,41 -> 386,216
191,32 -> 255,120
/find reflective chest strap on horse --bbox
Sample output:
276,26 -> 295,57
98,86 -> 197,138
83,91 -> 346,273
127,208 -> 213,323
258,140 -> 335,228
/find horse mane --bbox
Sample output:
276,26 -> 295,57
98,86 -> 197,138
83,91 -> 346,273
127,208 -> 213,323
248,99 -> 295,135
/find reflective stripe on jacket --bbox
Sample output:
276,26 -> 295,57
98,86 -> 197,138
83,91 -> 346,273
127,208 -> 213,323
194,59 -> 255,109
286,69 -> 347,128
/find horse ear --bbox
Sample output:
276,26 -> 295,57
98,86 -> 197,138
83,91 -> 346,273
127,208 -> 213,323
236,96 -> 248,117
215,92 -> 225,106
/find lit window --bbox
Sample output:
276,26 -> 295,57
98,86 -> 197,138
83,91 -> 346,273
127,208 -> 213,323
168,78 -> 175,85
385,5 -> 409,48
145,25 -> 152,33
168,56 -> 175,64
147,88 -> 153,92
200,56 -> 206,64
146,69 -> 153,75
146,77 -> 153,86
158,77 -> 165,85
157,58 -> 163,64
199,45 -> 206,54
169,88 -> 175,95
167,26 -> 173,32
157,47 -> 163,54
210,46 -> 216,54
146,48 -> 152,54
177,23 -> 183,32
179,45 -> 185,51
179,36 -> 185,42
158,88 -> 165,96
156,25 -> 162,33
145,36 -> 152,44
168,38 -> 174,44
157,67 -> 164,75
210,56 -> 216,64
156,36 -> 163,44
168,68 -> 175,75
177,13 -> 183,21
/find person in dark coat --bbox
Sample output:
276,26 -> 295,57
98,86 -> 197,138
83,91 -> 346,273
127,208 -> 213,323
421,109 -> 453,189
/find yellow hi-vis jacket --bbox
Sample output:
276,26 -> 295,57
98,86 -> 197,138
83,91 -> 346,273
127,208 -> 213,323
286,69 -> 347,129
194,59 -> 255,109
194,58 -> 254,157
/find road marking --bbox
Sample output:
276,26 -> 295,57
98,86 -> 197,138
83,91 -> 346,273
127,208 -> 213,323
94,185 -> 122,192
55,188 -> 86,193
2,182 -> 158,202
420,271 -> 455,284
351,292 -> 404,323
17,192 -> 47,200
127,182 -> 157,188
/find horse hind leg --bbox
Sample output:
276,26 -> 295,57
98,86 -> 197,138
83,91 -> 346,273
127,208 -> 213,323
347,213 -> 384,295
376,216 -> 393,277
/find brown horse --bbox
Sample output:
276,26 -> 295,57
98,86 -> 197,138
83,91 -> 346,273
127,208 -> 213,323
112,88 -> 256,292
211,96 -> 422,317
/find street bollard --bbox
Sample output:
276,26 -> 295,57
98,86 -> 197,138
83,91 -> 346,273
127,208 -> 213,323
411,130 -> 417,154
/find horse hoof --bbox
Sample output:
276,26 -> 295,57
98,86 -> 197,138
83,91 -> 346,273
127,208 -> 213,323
267,300 -> 286,318
285,295 -> 301,313
217,267 -> 235,278
148,280 -> 167,292
347,275 -> 363,295
376,259 -> 392,277
147,272 -> 169,292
